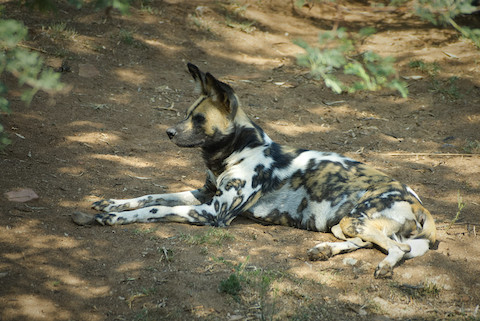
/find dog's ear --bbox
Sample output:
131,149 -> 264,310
205,72 -> 239,119
187,63 -> 239,119
187,63 -> 207,95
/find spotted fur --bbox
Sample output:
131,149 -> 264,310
93,63 -> 436,278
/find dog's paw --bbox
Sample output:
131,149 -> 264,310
95,212 -> 126,225
307,244 -> 332,261
92,199 -> 131,212
374,262 -> 393,279
92,199 -> 114,211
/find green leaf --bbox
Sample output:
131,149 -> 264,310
459,26 -> 480,48
67,0 -> 83,9
0,20 -> 27,49
95,0 -> 131,14
324,76 -> 343,94
112,0 -> 131,14
0,122 -> 11,149
388,79 -> 409,98
20,88 -> 39,104
37,68 -> 64,91
0,96 -> 10,113
295,0 -> 306,8
359,27 -> 376,38
344,61 -> 370,83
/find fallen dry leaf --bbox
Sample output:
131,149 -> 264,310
5,188 -> 39,202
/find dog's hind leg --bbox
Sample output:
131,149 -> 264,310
307,224 -> 373,261
338,216 -> 413,278
308,216 -> 414,278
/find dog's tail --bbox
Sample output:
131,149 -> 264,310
397,205 -> 436,259
414,206 -> 437,245
402,238 -> 430,259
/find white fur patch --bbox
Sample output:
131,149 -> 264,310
372,201 -> 415,224
403,239 -> 430,259
406,186 -> 422,204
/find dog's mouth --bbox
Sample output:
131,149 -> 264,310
166,126 -> 206,148
169,138 -> 205,148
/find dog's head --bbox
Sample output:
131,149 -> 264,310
166,63 -> 241,148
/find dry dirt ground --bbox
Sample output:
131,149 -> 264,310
1,0 -> 480,320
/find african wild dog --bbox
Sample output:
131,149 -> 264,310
93,63 -> 436,278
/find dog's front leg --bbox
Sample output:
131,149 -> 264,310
92,189 -> 213,212
94,203 -> 216,226
95,177 -> 260,226
92,171 -> 217,212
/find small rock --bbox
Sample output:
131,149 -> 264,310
71,211 -> 95,226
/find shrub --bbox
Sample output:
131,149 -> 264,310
413,0 -> 480,48
0,19 -> 64,148
295,27 -> 408,97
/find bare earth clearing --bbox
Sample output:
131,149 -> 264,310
1,0 -> 479,320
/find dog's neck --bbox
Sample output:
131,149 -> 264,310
201,112 -> 268,176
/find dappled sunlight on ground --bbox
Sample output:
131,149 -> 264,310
4,295 -> 73,320
114,68 -> 148,86
91,154 -> 155,168
66,132 -> 121,146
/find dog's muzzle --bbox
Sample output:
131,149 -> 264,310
166,127 -> 177,140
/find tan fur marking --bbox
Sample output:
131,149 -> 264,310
369,217 -> 405,236
340,217 -> 411,253
230,196 -> 243,211
194,99 -> 231,136
280,145 -> 300,156
187,96 -> 206,115
411,204 -> 437,244
244,191 -> 262,209
278,215 -> 289,226
290,176 -> 303,190
339,217 -> 358,238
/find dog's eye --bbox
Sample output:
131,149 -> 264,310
192,114 -> 206,124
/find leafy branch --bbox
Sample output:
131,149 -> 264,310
413,0 -> 480,48
294,27 -> 408,97
0,19 -> 64,148
0,0 -> 135,149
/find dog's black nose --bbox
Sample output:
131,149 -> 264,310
166,128 -> 177,139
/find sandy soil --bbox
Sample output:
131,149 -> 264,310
1,0 -> 479,320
